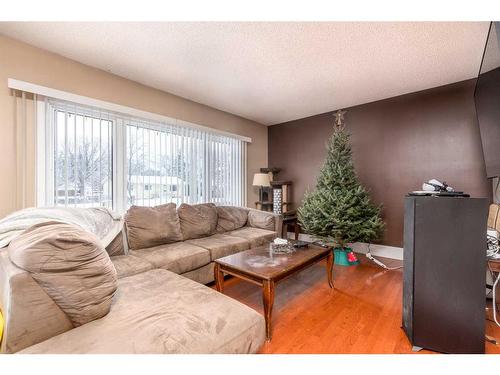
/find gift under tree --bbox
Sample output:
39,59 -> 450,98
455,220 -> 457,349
297,110 -> 384,266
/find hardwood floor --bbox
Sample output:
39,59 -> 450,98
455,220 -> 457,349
215,257 -> 500,354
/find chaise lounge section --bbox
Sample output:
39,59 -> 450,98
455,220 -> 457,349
20,269 -> 265,354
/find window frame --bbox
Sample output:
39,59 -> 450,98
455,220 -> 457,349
36,97 -> 247,212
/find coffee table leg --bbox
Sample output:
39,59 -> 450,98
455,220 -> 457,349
263,279 -> 275,341
326,251 -> 334,288
214,263 -> 224,293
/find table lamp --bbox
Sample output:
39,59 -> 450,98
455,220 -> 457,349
253,173 -> 271,202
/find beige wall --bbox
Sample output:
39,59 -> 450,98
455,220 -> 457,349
0,35 -> 268,218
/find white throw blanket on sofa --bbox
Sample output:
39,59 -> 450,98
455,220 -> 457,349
0,207 -> 122,249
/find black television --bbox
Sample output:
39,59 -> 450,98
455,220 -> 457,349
475,22 -> 500,178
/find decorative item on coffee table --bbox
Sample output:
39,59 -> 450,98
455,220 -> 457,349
297,109 -> 384,266
269,238 -> 295,254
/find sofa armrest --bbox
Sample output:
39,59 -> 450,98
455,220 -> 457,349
0,248 -> 73,353
246,208 -> 283,237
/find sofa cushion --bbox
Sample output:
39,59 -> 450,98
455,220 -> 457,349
181,263 -> 215,285
247,210 -> 276,231
227,227 -> 277,247
8,221 -> 118,327
187,234 -> 250,261
111,254 -> 154,279
131,242 -> 210,274
125,204 -> 182,250
178,203 -> 218,240
216,206 -> 249,233
105,231 -> 126,256
20,269 -> 266,354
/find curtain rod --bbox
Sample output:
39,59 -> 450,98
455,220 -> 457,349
8,78 -> 252,143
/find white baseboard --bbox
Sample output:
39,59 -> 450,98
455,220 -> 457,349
350,242 -> 403,261
287,232 -> 403,261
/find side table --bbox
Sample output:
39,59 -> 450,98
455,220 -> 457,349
282,213 -> 300,240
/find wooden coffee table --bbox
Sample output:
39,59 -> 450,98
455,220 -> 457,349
214,243 -> 333,340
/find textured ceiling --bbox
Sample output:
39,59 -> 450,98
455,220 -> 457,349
0,22 -> 491,125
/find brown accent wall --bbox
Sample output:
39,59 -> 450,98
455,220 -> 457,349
475,67 -> 500,177
0,35 -> 268,218
269,80 -> 491,247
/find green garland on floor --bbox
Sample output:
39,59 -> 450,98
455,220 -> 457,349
297,110 -> 384,249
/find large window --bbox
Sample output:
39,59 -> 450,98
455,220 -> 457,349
125,120 -> 245,208
40,98 -> 247,211
53,108 -> 113,208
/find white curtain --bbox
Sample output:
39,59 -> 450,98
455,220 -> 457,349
12,90 -> 37,210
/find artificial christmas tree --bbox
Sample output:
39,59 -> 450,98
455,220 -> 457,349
297,109 -> 384,266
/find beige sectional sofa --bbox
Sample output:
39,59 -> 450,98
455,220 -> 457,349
0,204 -> 281,354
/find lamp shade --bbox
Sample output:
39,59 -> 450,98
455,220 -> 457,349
252,173 -> 271,187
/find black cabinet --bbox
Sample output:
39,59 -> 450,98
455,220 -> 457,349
403,196 -> 488,353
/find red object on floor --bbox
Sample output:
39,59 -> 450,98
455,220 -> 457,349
347,251 -> 358,263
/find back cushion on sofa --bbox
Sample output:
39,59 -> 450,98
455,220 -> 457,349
178,203 -> 218,240
125,203 -> 182,250
247,210 -> 276,231
216,206 -> 249,232
8,221 -> 118,327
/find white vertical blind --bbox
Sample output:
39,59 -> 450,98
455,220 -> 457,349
125,120 -> 246,208
40,97 -> 247,211
49,99 -> 113,208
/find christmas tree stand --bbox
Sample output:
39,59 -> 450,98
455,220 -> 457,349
333,247 -> 359,266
